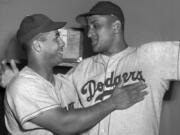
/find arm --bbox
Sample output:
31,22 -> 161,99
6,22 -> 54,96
30,82 -> 147,135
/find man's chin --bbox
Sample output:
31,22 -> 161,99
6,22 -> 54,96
92,47 -> 100,53
57,59 -> 63,64
92,45 -> 98,51
54,58 -> 63,66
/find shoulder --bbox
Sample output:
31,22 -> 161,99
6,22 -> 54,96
6,69 -> 43,97
78,55 -> 98,66
68,55 -> 98,73
136,41 -> 179,57
135,41 -> 180,66
137,41 -> 179,52
55,74 -> 72,85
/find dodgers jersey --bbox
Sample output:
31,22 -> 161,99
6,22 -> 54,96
66,41 -> 180,135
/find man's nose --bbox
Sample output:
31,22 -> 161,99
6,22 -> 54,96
88,28 -> 94,38
59,38 -> 65,48
57,36 -> 64,46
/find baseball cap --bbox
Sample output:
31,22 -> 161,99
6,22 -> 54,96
17,14 -> 66,44
76,1 -> 124,25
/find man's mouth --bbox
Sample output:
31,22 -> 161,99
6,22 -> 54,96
91,38 -> 98,46
57,50 -> 63,56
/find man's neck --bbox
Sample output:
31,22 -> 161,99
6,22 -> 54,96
115,34 -> 128,51
27,59 -> 55,85
103,36 -> 128,56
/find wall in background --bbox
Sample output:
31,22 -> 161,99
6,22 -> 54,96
0,0 -> 180,135
0,0 -> 180,60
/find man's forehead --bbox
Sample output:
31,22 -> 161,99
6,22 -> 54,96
35,30 -> 57,39
49,29 -> 59,34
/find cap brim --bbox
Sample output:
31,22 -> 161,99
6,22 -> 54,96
76,13 -> 94,26
19,21 -> 66,44
42,21 -> 67,32
76,12 -> 110,26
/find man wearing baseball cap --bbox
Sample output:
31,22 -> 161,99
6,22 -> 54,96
4,13 -> 147,135
65,1 -> 180,135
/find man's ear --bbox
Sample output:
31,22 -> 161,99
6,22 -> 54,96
112,20 -> 121,34
32,40 -> 41,53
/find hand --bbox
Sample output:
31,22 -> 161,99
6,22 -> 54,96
0,59 -> 19,88
110,81 -> 148,110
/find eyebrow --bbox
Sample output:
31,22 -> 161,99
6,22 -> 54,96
90,19 -> 96,23
88,19 -> 98,25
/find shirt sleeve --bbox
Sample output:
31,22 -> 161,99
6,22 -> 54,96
138,41 -> 180,80
7,77 -> 60,130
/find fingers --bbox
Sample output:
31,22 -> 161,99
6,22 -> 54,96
112,81 -> 148,110
123,81 -> 147,91
1,59 -> 8,72
125,91 -> 148,108
131,91 -> 148,101
120,81 -> 143,88
133,82 -> 147,91
10,59 -> 19,73
138,91 -> 148,97
132,91 -> 148,103
1,59 -> 19,73
113,81 -> 147,97
128,82 -> 148,99
0,59 -> 19,88
126,81 -> 146,88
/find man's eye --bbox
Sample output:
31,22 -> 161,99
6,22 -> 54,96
56,36 -> 59,40
93,24 -> 98,29
93,24 -> 100,29
88,24 -> 99,30
87,25 -> 90,31
55,32 -> 60,39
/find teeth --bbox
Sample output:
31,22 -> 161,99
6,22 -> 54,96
57,51 -> 63,55
92,40 -> 97,45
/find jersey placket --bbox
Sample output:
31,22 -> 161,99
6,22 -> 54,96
98,56 -> 116,135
